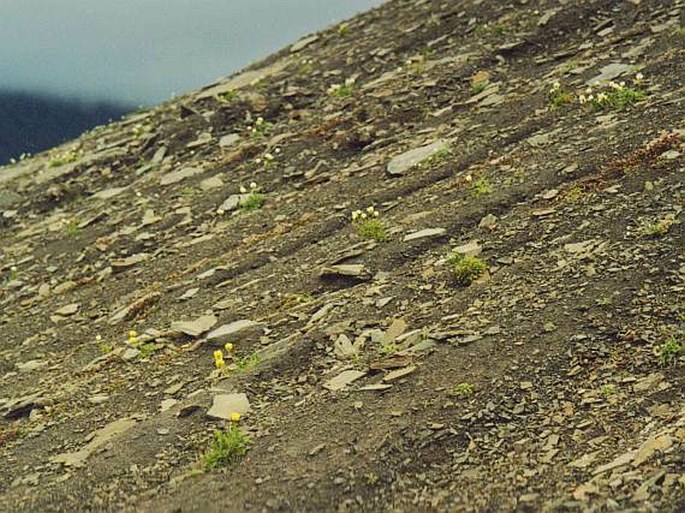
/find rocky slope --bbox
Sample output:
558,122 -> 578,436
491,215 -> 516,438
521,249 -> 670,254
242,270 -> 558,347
1,0 -> 684,512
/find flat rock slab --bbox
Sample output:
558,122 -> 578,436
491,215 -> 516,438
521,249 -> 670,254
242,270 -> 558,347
206,320 -> 262,344
452,241 -> 482,256
387,140 -> 450,176
403,228 -> 446,242
290,34 -> 320,53
206,393 -> 251,420
219,134 -> 241,148
218,194 -> 252,212
383,365 -> 417,382
320,264 -> 370,280
54,303 -> 79,316
160,167 -> 201,186
50,417 -> 138,468
587,63 -> 634,85
92,187 -> 127,200
112,253 -> 150,271
324,370 -> 366,391
170,315 -> 217,338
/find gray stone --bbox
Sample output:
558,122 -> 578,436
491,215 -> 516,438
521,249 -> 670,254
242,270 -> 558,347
452,241 -> 482,257
320,264 -> 370,279
206,393 -> 251,420
170,315 -> 217,338
0,191 -> 21,209
478,214 -> 498,231
50,417 -> 138,468
333,334 -> 357,359
54,303 -> 79,316
324,370 -> 366,391
403,228 -> 446,242
160,167 -> 201,186
206,320 -> 262,344
387,140 -> 450,176
219,133 -> 241,148
200,175 -> 224,191
92,187 -> 127,200
586,63 -> 633,85
290,34 -> 320,53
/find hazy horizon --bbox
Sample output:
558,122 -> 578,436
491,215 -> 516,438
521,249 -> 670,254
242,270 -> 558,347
0,0 -> 384,107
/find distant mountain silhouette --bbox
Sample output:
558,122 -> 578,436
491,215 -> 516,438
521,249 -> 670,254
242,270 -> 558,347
0,91 -> 132,165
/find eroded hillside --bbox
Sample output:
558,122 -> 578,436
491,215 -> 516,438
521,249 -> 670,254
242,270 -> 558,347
1,1 -> 684,512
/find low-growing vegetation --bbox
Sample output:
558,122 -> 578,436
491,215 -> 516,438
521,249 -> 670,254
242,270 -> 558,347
202,426 -> 251,470
448,253 -> 487,285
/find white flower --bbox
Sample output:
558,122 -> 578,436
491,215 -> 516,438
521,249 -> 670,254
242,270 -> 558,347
275,148 -> 281,154
360,213 -> 368,220
587,94 -> 594,101
96,335 -> 102,342
619,81 -> 625,88
255,158 -> 262,165
366,206 -> 375,214
635,72 -> 644,82
217,209 -> 225,216
551,81 -> 561,90
373,211 -> 380,217
240,185 -> 247,194
597,93 -> 608,101
608,81 -> 621,90
344,77 -> 356,87
578,94 -> 587,104
256,117 -> 264,126
264,153 -> 274,161
250,182 -> 258,189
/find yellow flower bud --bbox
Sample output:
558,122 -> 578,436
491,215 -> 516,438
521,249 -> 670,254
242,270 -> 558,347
230,412 -> 242,422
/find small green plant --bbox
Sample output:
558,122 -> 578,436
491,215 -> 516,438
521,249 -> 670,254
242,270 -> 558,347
64,218 -> 80,237
255,152 -> 276,168
247,117 -> 269,138
656,335 -> 682,366
579,76 -> 646,111
448,253 -> 487,286
600,384 -> 615,398
48,148 -> 81,168
640,217 -> 674,237
453,382 -> 475,396
138,342 -> 162,360
471,81 -> 487,96
472,177 -> 492,196
379,343 -> 399,356
217,90 -> 239,103
99,343 -> 114,355
6,266 -> 18,282
490,23 -> 509,36
328,78 -> 355,98
364,471 -> 379,485
548,82 -> 574,108
240,193 -> 265,211
419,147 -> 452,168
131,124 -> 152,138
351,206 -> 387,242
337,22 -> 350,36
202,426 -> 251,470
235,353 -> 261,373
595,297 -> 612,307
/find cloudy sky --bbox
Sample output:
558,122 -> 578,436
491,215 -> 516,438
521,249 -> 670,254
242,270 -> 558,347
0,0 -> 384,106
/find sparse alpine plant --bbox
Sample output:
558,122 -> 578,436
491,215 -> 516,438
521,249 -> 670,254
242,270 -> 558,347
351,206 -> 387,242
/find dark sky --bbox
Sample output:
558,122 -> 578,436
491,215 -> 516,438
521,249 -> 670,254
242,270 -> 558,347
0,0 -> 384,106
